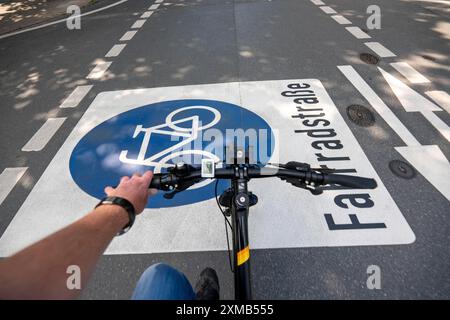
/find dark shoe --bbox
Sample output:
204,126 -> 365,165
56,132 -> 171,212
194,267 -> 220,300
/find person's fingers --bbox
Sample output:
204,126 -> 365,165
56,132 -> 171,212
148,188 -> 158,196
142,170 -> 154,185
104,186 -> 114,195
132,173 -> 141,179
120,176 -> 130,184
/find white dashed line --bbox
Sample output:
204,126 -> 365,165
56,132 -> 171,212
131,19 -> 147,29
345,26 -> 371,39
149,4 -> 160,10
141,11 -> 154,19
22,118 -> 66,152
319,6 -> 337,14
59,85 -> 93,108
120,30 -> 138,41
364,42 -> 396,57
331,15 -> 352,24
310,0 -> 325,5
338,65 -> 420,147
155,0 -> 164,3
421,111 -> 450,142
87,61 -> 112,79
105,44 -> 127,57
0,167 -> 28,206
390,62 -> 430,84
425,91 -> 450,114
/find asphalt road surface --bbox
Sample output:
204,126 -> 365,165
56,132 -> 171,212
0,0 -> 449,299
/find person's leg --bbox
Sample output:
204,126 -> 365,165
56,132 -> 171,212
132,263 -> 195,300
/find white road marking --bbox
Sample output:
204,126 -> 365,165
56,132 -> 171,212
421,111 -> 450,142
131,19 -> 146,29
59,85 -> 93,108
0,0 -> 128,40
345,26 -> 371,39
105,44 -> 127,57
364,42 -> 396,57
338,65 -> 420,146
0,80 -> 415,256
0,168 -> 27,206
155,0 -> 164,3
426,91 -> 450,113
149,4 -> 160,10
319,6 -> 337,14
311,0 -> 325,5
141,11 -> 154,19
396,145 -> 450,202
331,15 -> 352,24
378,68 -> 441,112
390,62 -> 430,84
21,118 -> 66,152
86,61 -> 112,79
120,30 -> 137,41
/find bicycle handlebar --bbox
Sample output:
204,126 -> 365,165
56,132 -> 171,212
149,164 -> 377,191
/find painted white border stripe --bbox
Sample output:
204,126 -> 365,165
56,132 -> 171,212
364,42 -> 396,57
141,11 -> 154,19
346,26 -> 371,39
87,61 -> 112,79
0,167 -> 27,205
155,0 -> 164,3
120,30 -> 137,41
311,0 -> 325,5
22,118 -> 66,152
319,6 -> 337,14
426,91 -> 450,114
131,19 -> 146,29
149,4 -> 160,10
390,62 -> 430,84
105,44 -> 127,57
331,15 -> 352,24
0,0 -> 128,40
59,85 -> 93,108
338,65 -> 420,146
421,111 -> 450,142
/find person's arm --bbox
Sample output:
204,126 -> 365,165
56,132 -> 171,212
0,171 -> 156,300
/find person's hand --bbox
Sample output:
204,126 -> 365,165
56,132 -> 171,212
104,171 -> 157,214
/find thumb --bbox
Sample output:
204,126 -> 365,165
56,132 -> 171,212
104,186 -> 114,195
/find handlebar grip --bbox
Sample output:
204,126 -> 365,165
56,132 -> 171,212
323,174 -> 377,189
149,174 -> 163,189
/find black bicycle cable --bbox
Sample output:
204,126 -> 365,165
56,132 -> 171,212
215,179 -> 234,273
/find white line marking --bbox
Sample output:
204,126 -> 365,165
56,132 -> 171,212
345,26 -> 371,39
378,67 -> 441,112
0,168 -> 27,205
395,145 -> 450,202
311,0 -> 325,5
319,6 -> 337,14
155,0 -> 164,3
87,61 -> 112,79
331,15 -> 352,24
0,0 -> 128,40
149,4 -> 160,10
59,85 -> 93,108
390,62 -> 430,84
105,44 -> 127,57
131,19 -> 146,29
364,42 -> 396,57
141,11 -> 154,19
120,30 -> 137,41
421,111 -> 450,142
426,91 -> 450,113
338,65 -> 420,146
22,118 -> 66,152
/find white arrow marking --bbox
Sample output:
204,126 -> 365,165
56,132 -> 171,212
390,62 -> 430,84
338,65 -> 420,146
426,91 -> 450,114
395,145 -> 450,202
378,67 -> 441,112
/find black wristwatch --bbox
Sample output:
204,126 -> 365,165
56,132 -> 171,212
95,196 -> 136,236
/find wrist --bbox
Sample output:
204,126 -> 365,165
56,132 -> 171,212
95,196 -> 136,235
94,205 -> 129,229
